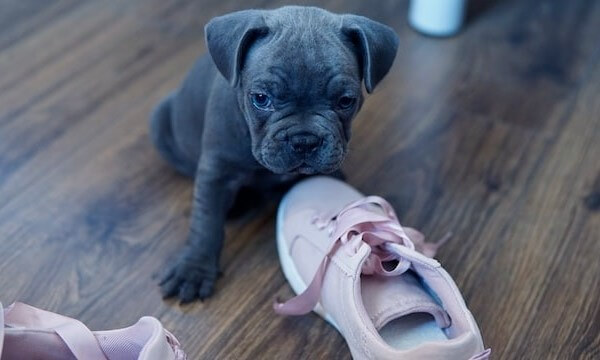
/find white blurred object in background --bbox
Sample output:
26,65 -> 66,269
409,0 -> 467,37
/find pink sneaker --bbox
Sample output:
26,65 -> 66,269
0,302 -> 186,360
274,177 -> 490,359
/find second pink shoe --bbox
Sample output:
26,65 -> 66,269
274,176 -> 490,360
0,302 -> 186,360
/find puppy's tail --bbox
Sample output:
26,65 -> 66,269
149,92 -> 196,178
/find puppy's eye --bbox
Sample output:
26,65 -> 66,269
338,96 -> 356,110
250,93 -> 273,111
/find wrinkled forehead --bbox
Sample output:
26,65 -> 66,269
242,31 -> 361,97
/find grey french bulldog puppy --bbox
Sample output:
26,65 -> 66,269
150,6 -> 398,303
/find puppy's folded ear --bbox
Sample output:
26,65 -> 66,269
341,15 -> 399,93
205,10 -> 268,87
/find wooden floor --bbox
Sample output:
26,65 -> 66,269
1,0 -> 599,359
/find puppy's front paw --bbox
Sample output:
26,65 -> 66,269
159,252 -> 219,303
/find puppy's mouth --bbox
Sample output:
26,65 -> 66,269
290,162 -> 319,175
266,155 -> 343,175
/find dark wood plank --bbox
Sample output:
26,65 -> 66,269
0,0 -> 599,359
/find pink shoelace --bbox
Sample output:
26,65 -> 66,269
273,196 -> 451,316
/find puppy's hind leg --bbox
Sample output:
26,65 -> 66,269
149,93 -> 196,178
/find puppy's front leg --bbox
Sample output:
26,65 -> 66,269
160,159 -> 241,303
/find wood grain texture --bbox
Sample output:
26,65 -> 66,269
0,0 -> 599,359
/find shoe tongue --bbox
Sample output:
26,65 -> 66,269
361,271 -> 451,331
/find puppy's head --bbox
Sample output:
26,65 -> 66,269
205,6 -> 398,174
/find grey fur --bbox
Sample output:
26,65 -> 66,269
151,6 -> 398,302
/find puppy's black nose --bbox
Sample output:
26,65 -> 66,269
290,133 -> 322,153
